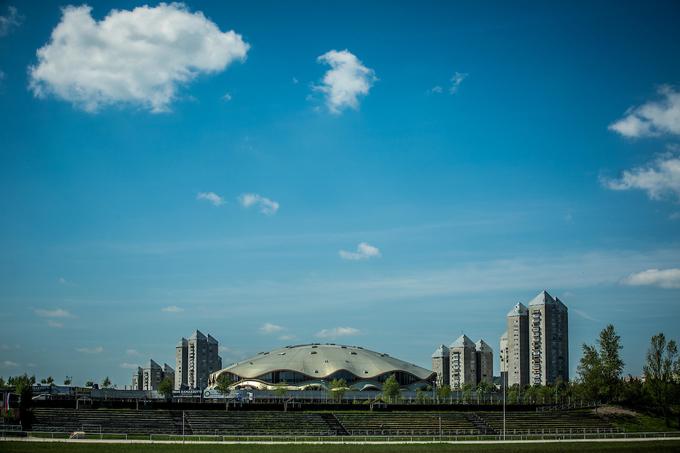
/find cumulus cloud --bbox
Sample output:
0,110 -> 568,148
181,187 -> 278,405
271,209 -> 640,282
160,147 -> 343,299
339,242 -> 381,261
449,72 -> 468,94
259,322 -> 284,334
196,191 -> 225,206
315,327 -> 360,338
161,305 -> 184,313
29,3 -> 249,112
0,6 -> 23,37
238,193 -> 279,215
34,308 -> 72,318
609,86 -> 680,138
76,346 -> 104,354
623,268 -> 680,289
315,49 -> 376,113
602,152 -> 680,200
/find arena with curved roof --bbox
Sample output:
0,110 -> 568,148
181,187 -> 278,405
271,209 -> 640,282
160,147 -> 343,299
208,343 -> 434,391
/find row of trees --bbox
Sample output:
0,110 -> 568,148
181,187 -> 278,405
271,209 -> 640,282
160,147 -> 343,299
0,375 -> 112,389
576,325 -> 679,426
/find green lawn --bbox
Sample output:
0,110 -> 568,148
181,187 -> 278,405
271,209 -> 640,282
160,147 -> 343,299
608,413 -> 679,432
1,441 -> 680,453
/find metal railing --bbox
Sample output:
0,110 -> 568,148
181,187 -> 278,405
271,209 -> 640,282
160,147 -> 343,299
2,429 -> 679,443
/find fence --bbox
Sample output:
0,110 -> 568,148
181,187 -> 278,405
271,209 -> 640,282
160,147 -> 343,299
3,429 -> 679,443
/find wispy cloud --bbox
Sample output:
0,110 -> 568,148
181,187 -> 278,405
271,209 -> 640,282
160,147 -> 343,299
572,309 -> 598,322
34,308 -> 73,318
279,334 -> 295,341
449,72 -> 468,94
259,322 -> 284,334
623,268 -> 680,289
602,152 -> 680,201
2,360 -> 19,368
126,349 -> 141,356
196,191 -> 225,206
238,193 -> 279,215
315,327 -> 360,338
76,346 -> 104,354
315,49 -> 376,114
0,6 -> 23,37
339,242 -> 381,261
120,362 -> 140,369
161,305 -> 184,313
609,85 -> 680,138
47,320 -> 64,328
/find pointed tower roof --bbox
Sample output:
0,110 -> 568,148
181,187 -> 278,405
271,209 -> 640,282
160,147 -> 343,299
555,297 -> 568,311
163,363 -> 174,373
449,334 -> 475,349
147,359 -> 160,369
207,334 -> 218,344
500,331 -> 508,340
475,339 -> 493,353
528,290 -> 556,306
507,302 -> 528,317
432,344 -> 450,358
176,337 -> 187,347
190,330 -> 206,340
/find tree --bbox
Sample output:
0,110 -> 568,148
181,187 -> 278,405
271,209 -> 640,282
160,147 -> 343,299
643,333 -> 679,426
214,374 -> 233,410
158,377 -> 174,401
102,377 -> 111,388
329,378 -> 348,402
415,387 -> 428,404
382,374 -> 400,403
461,383 -> 472,403
577,324 -> 624,403
273,382 -> 288,399
476,381 -> 492,404
0,377 -> 5,388
436,385 -> 451,402
46,376 -> 54,386
85,380 -> 95,388
13,374 -> 33,430
63,377 -> 72,386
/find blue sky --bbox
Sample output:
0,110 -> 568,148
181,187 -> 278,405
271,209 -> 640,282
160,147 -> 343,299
1,0 -> 679,387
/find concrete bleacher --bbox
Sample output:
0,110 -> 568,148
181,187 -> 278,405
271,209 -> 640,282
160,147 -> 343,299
32,408 -> 180,434
477,410 -> 617,434
186,411 -> 331,435
31,407 -> 617,436
335,412 -> 479,435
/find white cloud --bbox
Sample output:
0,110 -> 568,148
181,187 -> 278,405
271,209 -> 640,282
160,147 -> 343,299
609,86 -> 680,138
76,346 -> 104,354
29,3 -> 249,113
34,308 -> 72,318
623,268 -> 680,289
2,361 -> 19,367
120,362 -> 140,369
670,212 -> 680,220
259,322 -> 284,334
126,348 -> 141,356
602,152 -> 680,200
449,72 -> 468,94
428,85 -> 443,95
196,191 -> 225,206
315,327 -> 360,338
161,305 -> 184,313
47,320 -> 64,328
315,49 -> 376,114
279,334 -> 295,341
0,6 -> 23,37
339,242 -> 381,261
222,93 -> 232,102
238,193 -> 279,215
572,309 -> 597,322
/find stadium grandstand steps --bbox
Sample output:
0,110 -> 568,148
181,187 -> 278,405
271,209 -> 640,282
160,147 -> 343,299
32,408 -> 179,434
335,412 -> 480,435
477,411 -> 617,434
184,411 -> 332,435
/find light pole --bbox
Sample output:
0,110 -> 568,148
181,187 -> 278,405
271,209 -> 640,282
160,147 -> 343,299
502,373 -> 506,440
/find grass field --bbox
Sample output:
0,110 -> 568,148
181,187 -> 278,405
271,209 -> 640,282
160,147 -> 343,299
2,441 -> 680,453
